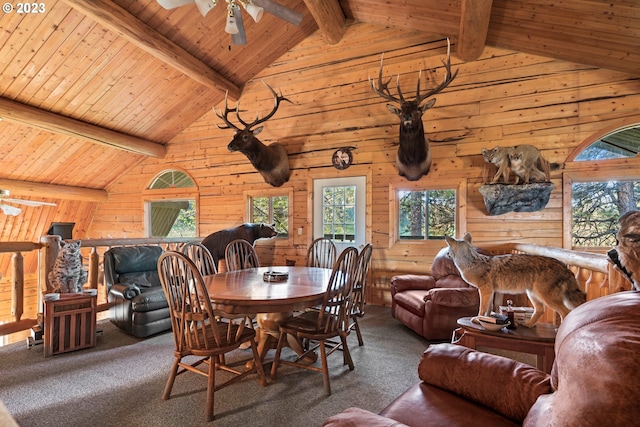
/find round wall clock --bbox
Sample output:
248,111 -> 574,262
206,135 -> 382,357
332,148 -> 353,170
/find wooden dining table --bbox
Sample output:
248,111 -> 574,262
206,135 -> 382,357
203,266 -> 333,363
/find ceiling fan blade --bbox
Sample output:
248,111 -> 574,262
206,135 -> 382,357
1,204 -> 21,216
252,0 -> 303,26
157,0 -> 195,10
3,198 -> 57,207
232,5 -> 247,45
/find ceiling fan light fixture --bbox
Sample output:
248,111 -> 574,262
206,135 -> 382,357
157,0 -> 302,45
157,0 -> 195,10
195,0 -> 218,17
0,204 -> 21,216
243,2 -> 263,23
225,7 -> 240,34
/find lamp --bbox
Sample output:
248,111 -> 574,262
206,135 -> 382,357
225,5 -> 240,34
195,0 -> 217,17
157,0 -> 302,45
241,1 -> 263,22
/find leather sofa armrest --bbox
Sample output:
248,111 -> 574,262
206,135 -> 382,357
109,283 -> 141,300
390,274 -> 437,295
418,343 -> 552,424
424,287 -> 479,308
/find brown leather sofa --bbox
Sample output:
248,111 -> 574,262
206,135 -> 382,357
390,246 -> 484,341
324,290 -> 640,427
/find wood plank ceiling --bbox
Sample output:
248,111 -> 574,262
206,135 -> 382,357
0,0 -> 638,238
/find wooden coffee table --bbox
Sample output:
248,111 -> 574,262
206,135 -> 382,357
452,317 -> 557,373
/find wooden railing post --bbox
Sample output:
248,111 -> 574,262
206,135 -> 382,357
88,247 -> 99,290
39,235 -> 62,295
11,252 -> 24,321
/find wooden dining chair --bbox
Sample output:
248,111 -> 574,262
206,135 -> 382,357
349,243 -> 373,346
306,237 -> 337,268
157,251 -> 266,422
180,242 -> 217,276
225,239 -> 260,271
270,246 -> 359,396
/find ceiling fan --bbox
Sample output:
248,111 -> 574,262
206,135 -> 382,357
0,190 -> 57,216
156,0 -> 303,45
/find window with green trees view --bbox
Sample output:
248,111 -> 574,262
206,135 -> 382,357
572,181 -> 640,246
322,185 -> 356,242
147,170 -> 196,238
398,189 -> 456,240
571,125 -> 640,247
250,195 -> 289,237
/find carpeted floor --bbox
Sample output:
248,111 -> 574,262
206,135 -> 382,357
0,305 -> 431,427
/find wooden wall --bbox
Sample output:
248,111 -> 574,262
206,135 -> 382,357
88,22 -> 640,306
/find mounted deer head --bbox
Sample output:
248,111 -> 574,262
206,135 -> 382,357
370,39 -> 458,181
215,82 -> 292,187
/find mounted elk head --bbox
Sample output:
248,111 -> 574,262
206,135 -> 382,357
215,82 -> 292,187
370,39 -> 458,181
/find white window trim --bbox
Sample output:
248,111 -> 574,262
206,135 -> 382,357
244,187 -> 294,247
389,179 -> 466,250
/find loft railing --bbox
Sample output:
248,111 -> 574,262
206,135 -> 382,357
0,235 -> 200,338
0,241 -> 42,337
0,237 -> 632,339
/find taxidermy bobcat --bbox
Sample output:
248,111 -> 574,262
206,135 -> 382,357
48,240 -> 88,293
445,233 -> 586,327
482,145 -> 552,184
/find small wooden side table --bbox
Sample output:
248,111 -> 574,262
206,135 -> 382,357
44,293 -> 97,357
452,317 -> 557,373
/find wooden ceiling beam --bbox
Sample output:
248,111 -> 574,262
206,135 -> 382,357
0,178 -> 108,203
0,97 -> 166,158
457,0 -> 493,61
61,0 -> 241,100
303,0 -> 346,45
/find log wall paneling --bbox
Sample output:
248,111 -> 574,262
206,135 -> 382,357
76,23 -> 640,309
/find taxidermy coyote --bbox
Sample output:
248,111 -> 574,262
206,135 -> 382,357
445,233 -> 586,327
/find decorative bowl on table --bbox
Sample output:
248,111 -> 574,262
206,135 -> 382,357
478,319 -> 510,331
263,271 -> 289,282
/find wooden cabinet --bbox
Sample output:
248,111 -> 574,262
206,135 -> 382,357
44,293 -> 96,357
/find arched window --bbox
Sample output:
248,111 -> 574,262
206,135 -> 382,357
564,123 -> 640,249
572,125 -> 640,161
145,170 -> 198,238
149,170 -> 195,189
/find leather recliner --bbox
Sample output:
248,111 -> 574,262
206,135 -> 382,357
390,246 -> 487,341
104,246 -> 171,338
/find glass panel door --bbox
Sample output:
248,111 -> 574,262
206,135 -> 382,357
313,176 -> 366,255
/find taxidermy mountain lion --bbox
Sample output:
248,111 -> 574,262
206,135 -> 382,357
482,145 -> 553,184
445,234 -> 586,327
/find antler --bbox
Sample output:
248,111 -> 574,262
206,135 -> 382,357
369,53 -> 402,104
370,38 -> 458,106
414,38 -> 459,104
214,91 -> 241,131
236,81 -> 292,130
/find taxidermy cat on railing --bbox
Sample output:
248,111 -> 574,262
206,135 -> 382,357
48,240 -> 88,293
